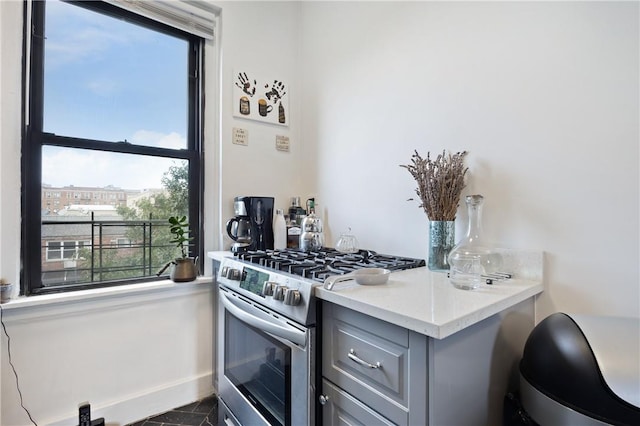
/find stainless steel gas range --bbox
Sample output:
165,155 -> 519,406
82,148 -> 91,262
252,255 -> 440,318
216,248 -> 425,426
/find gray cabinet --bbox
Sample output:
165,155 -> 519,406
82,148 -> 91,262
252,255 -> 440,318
320,299 -> 535,425
321,303 -> 427,425
321,379 -> 396,426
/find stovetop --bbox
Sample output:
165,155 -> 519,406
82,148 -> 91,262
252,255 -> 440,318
217,248 -> 425,326
235,248 -> 426,283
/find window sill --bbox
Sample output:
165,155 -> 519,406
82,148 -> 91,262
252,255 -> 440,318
0,276 -> 214,319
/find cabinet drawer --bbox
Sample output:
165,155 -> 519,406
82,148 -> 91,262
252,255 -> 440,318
323,303 -> 409,424
321,378 -> 395,426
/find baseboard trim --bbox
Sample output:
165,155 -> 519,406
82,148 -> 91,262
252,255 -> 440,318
46,373 -> 215,426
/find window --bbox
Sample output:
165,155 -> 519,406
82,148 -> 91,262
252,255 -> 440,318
45,241 -> 61,261
114,238 -> 131,248
45,240 -> 90,261
23,0 -> 204,295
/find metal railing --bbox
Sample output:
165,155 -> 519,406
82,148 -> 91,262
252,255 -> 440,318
41,214 -> 179,287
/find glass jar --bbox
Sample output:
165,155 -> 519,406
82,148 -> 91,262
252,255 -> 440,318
447,194 -> 503,290
336,228 -> 359,253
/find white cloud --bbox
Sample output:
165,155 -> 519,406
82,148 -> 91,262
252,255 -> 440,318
45,26 -> 129,69
86,77 -> 119,97
42,138 -> 187,190
44,0 -> 149,69
131,130 -> 187,150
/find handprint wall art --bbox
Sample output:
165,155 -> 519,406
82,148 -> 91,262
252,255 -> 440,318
233,69 -> 289,126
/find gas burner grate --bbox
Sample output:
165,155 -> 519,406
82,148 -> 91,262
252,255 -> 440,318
236,248 -> 425,282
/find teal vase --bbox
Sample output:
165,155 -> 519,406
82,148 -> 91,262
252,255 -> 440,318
428,221 -> 455,271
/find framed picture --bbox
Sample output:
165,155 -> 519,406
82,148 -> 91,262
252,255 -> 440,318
233,69 -> 289,126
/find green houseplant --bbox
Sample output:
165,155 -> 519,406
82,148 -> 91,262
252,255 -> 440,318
157,215 -> 198,282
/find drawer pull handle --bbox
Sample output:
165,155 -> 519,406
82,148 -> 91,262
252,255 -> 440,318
348,349 -> 381,369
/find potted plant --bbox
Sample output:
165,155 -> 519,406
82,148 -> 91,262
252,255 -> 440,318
0,279 -> 14,304
157,215 -> 198,282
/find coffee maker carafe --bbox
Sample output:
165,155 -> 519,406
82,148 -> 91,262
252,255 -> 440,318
226,199 -> 253,253
226,196 -> 274,252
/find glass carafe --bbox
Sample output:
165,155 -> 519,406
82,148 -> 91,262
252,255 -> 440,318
447,194 -> 503,290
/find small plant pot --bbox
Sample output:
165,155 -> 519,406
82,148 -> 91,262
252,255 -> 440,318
170,257 -> 198,282
0,282 -> 15,304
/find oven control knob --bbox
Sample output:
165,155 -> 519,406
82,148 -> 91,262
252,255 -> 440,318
283,289 -> 301,306
227,268 -> 242,281
273,285 -> 288,301
262,281 -> 276,297
220,266 -> 229,277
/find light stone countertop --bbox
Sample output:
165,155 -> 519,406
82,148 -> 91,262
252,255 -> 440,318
207,250 -> 544,339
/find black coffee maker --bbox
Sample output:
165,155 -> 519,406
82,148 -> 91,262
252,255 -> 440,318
226,196 -> 274,252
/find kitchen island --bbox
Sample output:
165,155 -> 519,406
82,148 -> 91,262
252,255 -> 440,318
315,250 -> 543,426
208,249 -> 544,425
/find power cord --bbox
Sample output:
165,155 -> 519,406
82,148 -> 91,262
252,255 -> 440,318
0,304 -> 39,426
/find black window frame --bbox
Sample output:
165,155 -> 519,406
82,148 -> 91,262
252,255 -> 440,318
22,0 -> 204,296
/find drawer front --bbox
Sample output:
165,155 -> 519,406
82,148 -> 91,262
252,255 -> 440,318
323,303 -> 409,424
333,324 -> 407,397
321,378 -> 396,426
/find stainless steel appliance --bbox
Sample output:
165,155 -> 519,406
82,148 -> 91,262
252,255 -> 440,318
217,248 -> 425,426
226,196 -> 275,252
299,198 -> 323,252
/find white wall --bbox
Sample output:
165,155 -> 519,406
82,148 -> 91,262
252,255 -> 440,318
0,284 -> 215,426
0,1 -> 305,425
0,1 -> 25,421
0,0 -> 22,305
299,1 -> 639,321
216,1 -> 313,249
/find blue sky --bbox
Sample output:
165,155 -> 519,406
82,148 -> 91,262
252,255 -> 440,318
42,0 -> 188,190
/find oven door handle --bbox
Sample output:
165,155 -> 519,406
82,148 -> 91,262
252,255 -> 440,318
220,292 -> 307,347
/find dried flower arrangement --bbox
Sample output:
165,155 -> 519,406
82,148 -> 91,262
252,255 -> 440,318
400,150 -> 469,221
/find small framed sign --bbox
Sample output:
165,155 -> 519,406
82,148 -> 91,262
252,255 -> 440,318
276,135 -> 290,152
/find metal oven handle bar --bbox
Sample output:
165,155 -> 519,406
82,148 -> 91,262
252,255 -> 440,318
220,291 -> 307,347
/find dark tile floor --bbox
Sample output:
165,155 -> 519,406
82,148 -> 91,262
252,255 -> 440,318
126,394 -> 218,426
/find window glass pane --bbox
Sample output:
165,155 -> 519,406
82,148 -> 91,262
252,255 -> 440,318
41,146 -> 189,287
63,241 -> 76,259
43,0 -> 188,149
46,241 -> 61,261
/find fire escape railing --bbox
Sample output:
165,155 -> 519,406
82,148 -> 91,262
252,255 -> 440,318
41,213 -> 176,287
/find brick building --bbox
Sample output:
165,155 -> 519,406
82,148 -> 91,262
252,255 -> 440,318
41,184 -> 129,214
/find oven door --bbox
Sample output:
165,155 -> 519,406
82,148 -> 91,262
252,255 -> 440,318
218,287 -> 315,426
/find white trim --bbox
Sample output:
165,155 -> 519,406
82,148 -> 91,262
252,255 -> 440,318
104,0 -> 217,39
0,276 -> 214,321
45,372 -> 215,426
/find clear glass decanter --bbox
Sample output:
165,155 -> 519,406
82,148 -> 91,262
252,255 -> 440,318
447,194 -> 503,290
